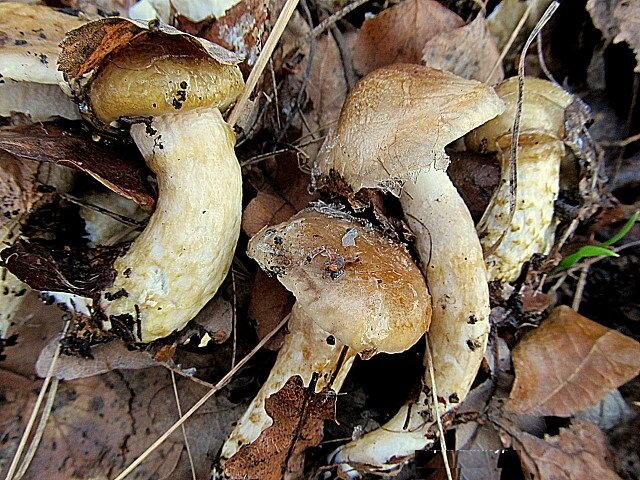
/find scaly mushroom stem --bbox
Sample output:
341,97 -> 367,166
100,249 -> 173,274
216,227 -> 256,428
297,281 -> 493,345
332,168 -> 490,473
466,77 -> 573,283
478,134 -> 564,281
219,303 -> 357,464
99,108 -> 241,342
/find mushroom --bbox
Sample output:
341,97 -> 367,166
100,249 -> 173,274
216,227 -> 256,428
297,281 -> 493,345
216,207 -> 432,476
57,19 -> 245,341
316,65 -> 504,474
465,77 -> 573,282
0,3 -> 84,121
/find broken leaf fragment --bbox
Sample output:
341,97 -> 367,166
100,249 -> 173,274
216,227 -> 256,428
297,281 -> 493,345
222,375 -> 337,480
507,305 -> 640,416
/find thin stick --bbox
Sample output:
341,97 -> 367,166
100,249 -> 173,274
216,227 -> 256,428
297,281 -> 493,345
112,314 -> 290,480
5,318 -> 70,480
599,131 -> 640,148
571,264 -> 590,311
228,0 -> 301,127
425,334 -> 453,480
231,271 -> 238,368
14,378 -> 59,480
170,371 -> 197,480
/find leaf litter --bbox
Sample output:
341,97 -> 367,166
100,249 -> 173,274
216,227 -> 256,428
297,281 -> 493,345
1,0 -> 640,479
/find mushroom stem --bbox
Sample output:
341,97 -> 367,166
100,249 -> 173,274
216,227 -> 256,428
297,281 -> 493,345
331,168 -> 490,474
99,108 -> 241,342
477,134 -> 564,281
219,303 -> 357,466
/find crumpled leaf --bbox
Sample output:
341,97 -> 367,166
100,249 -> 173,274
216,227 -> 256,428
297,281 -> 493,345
192,295 -> 233,344
352,0 -> 464,75
613,0 -> 640,72
0,124 -> 156,210
507,421 -> 623,480
422,14 -> 504,85
507,306 -> 640,416
223,375 -> 337,480
575,389 -> 634,431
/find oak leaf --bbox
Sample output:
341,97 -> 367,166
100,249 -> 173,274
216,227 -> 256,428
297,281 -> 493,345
352,0 -> 463,75
223,375 -> 337,480
507,306 -> 640,416
614,0 -> 640,72
248,269 -> 293,350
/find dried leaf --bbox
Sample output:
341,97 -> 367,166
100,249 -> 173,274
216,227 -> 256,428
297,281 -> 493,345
242,153 -> 316,237
36,337 -> 158,380
352,0 -> 464,75
306,32 -> 351,135
586,0 -> 619,41
614,0 -> 640,72
0,124 -> 156,210
575,389 -> 634,431
193,295 -> 233,343
509,421 -> 623,480
223,375 -> 337,480
199,0 -> 269,67
248,269 -> 293,350
448,151 -> 500,223
422,15 -> 504,85
507,306 -> 640,416
0,366 -> 245,479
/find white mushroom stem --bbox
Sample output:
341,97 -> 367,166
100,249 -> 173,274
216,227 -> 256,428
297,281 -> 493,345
99,107 -> 241,342
477,134 -> 564,281
219,303 -> 356,464
332,168 -> 490,474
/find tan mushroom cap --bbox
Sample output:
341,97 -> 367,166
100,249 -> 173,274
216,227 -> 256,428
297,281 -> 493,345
0,3 -> 85,84
247,208 -> 432,356
465,77 -> 574,152
318,64 -> 505,194
88,37 -> 244,124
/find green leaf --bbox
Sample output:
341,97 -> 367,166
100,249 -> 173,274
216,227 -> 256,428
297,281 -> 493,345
600,211 -> 639,247
556,245 -> 619,271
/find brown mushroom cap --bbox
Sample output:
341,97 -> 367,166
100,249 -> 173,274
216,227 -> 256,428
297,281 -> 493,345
247,208 -> 432,356
465,77 -> 574,153
317,64 -> 505,194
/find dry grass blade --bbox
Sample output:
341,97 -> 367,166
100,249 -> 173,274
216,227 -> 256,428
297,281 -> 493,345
112,315 -> 290,480
425,334 -> 453,480
5,318 -> 70,480
170,371 -> 197,480
228,0 -> 301,127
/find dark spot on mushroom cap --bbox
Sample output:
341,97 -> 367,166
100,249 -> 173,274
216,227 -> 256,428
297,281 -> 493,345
180,80 -> 188,89
467,315 -> 478,324
449,393 -> 459,403
326,335 -> 335,345
14,39 -> 27,46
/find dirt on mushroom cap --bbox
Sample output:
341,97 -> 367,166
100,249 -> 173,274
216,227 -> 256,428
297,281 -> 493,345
247,207 -> 432,355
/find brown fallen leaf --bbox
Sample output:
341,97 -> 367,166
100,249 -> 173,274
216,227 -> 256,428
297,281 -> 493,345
352,0 -> 464,75
222,375 -> 337,480
448,151 -> 500,223
505,421 -> 623,480
197,0 -> 269,68
36,337 -> 158,380
248,269 -> 293,350
422,14 -> 504,85
507,306 -> 640,416
242,152 -> 316,237
613,0 -> 640,72
306,32 -> 351,139
0,366 -> 245,480
0,124 -> 156,210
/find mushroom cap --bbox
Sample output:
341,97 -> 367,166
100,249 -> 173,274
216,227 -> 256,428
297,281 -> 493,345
0,3 -> 85,85
57,17 -> 244,127
465,77 -> 574,153
247,208 -> 432,356
317,64 -> 504,195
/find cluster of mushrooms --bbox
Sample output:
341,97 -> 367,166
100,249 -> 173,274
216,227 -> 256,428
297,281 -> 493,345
0,3 -> 586,478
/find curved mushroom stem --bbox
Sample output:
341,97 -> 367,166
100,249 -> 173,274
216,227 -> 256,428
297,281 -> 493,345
477,134 -> 564,281
332,168 -> 490,475
218,303 -> 356,472
99,107 -> 241,342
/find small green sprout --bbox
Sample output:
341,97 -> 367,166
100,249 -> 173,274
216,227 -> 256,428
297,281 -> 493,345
555,211 -> 639,271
